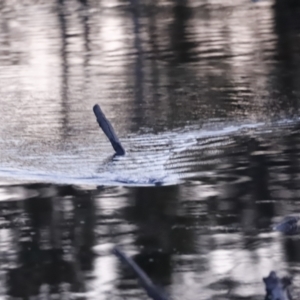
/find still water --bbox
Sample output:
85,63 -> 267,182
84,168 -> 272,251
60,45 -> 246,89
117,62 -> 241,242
0,0 -> 300,299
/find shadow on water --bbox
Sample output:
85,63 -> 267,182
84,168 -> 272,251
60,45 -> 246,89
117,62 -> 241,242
1,0 -> 300,299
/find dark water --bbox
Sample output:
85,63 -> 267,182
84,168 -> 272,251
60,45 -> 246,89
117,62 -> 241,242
1,0 -> 300,299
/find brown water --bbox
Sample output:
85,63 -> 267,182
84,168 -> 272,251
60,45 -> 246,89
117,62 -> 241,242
1,0 -> 300,299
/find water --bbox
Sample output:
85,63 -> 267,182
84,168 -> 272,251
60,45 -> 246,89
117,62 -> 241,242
0,0 -> 300,299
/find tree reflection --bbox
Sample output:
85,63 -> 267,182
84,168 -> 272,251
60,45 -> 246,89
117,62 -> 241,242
5,184 -> 96,299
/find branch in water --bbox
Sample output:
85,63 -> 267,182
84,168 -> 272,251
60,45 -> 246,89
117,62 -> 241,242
113,246 -> 170,300
93,104 -> 125,156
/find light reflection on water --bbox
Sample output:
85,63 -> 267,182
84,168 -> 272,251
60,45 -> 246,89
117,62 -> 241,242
1,0 -> 300,299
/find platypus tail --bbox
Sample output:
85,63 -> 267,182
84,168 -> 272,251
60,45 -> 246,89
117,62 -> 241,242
112,246 -> 170,300
93,104 -> 125,155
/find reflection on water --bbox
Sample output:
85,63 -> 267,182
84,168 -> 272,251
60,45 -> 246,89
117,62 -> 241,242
1,0 -> 300,299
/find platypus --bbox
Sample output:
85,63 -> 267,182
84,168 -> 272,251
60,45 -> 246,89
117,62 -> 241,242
112,246 -> 170,300
263,271 -> 292,300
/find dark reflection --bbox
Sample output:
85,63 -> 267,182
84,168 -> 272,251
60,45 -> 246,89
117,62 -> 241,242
248,138 -> 275,230
126,186 -> 178,285
129,0 -> 146,132
170,0 -> 196,63
284,238 -> 300,263
4,184 -> 96,299
273,0 -> 300,116
57,0 -> 91,139
285,128 -> 300,190
79,0 -> 91,82
58,0 -> 71,140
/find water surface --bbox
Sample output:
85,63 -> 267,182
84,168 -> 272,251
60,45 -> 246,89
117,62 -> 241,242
1,0 -> 300,299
